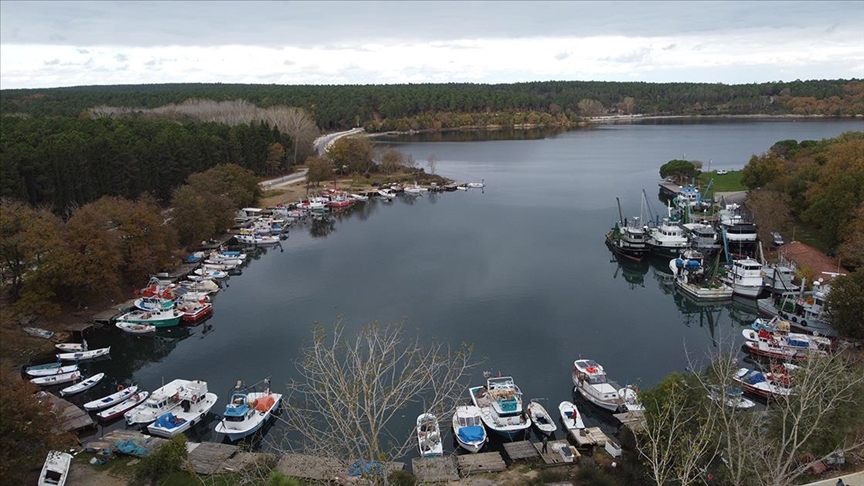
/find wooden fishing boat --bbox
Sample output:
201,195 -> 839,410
526,400 -> 557,436
31,370 -> 81,386
84,385 -> 139,411
60,372 -> 105,396
56,346 -> 110,361
26,364 -> 78,378
97,391 -> 150,422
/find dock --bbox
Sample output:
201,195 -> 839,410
456,451 -> 507,476
534,439 -> 581,466
275,454 -> 404,482
82,429 -> 165,455
569,427 -> 612,447
614,410 -> 646,432
503,440 -> 540,461
659,180 -> 686,198
36,392 -> 94,433
185,442 -> 267,475
412,456 -> 459,482
90,299 -> 136,324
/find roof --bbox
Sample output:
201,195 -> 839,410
778,241 -> 849,282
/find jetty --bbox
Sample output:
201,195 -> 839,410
36,392 -> 94,433
456,451 -> 507,475
569,426 -> 612,448
412,456 -> 460,482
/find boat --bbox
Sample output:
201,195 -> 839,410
147,380 -> 218,437
31,370 -> 81,386
606,199 -> 648,262
452,405 -> 487,453
718,204 -> 758,246
617,385 -> 645,412
526,400 -> 557,436
55,340 -> 87,352
176,300 -> 213,323
59,372 -> 104,396
682,222 -> 721,255
116,321 -> 156,335
741,328 -> 830,361
193,267 -> 231,278
38,450 -> 72,486
349,193 -> 369,202
645,219 -> 689,258
23,327 -> 54,339
377,188 -> 396,200
669,250 -> 734,301
133,295 -> 176,313
25,361 -> 63,374
116,307 -> 183,328
763,264 -> 800,294
125,379 -> 198,426
26,364 -> 79,378
467,180 -> 485,188
214,380 -> 283,441
416,413 -> 443,457
56,346 -> 110,361
468,376 -> 532,440
719,258 -> 765,299
756,279 -> 837,337
707,386 -> 756,409
327,196 -> 356,209
84,385 -> 140,411
732,367 -> 793,399
558,401 -> 585,430
572,359 -> 626,412
97,391 -> 150,422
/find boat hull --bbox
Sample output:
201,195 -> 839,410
214,392 -> 283,441
147,392 -> 218,437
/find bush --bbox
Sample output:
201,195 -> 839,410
135,435 -> 188,483
575,464 -> 618,486
388,469 -> 417,486
267,471 -> 303,486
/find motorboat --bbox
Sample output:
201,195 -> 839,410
467,180 -> 485,188
176,300 -> 213,323
669,250 -> 734,301
117,307 -> 183,328
468,376 -> 531,440
125,379 -> 197,426
193,266 -> 231,278
733,367 -> 793,399
605,211 -> 648,263
25,362 -> 64,374
558,400 -> 585,430
116,321 -> 156,335
38,450 -> 72,486
60,372 -> 104,396
526,400 -> 557,436
719,258 -> 765,299
26,364 -> 78,378
377,188 -> 396,200
97,391 -> 150,422
645,219 -> 689,258
134,295 -> 175,313
572,359 -> 626,412
56,346 -> 110,361
147,380 -> 218,437
682,222 -> 721,255
741,328 -> 830,361
756,279 -> 837,337
707,386 -> 756,409
349,193 -> 369,202
452,405 -> 486,453
416,413 -> 444,457
214,381 -> 282,441
84,385 -> 139,411
31,370 -> 81,386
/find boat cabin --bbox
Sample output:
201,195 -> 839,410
573,360 -> 608,385
223,393 -> 251,422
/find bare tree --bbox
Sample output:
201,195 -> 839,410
274,321 -> 477,481
426,154 -> 438,175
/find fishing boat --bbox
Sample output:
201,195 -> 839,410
558,401 -> 585,430
741,328 -> 830,361
147,380 -> 218,437
526,400 -> 557,436
26,364 -> 78,378
452,405 -> 486,453
732,367 -> 793,399
416,413 -> 444,457
125,379 -> 197,426
763,264 -> 800,294
25,361 -> 63,374
756,279 -> 838,337
719,258 -> 765,299
468,376 -> 531,440
214,379 -> 283,441
84,385 -> 139,411
38,450 -> 72,486
56,346 -> 110,361
134,295 -> 176,313
55,340 -> 87,352
116,321 -> 156,335
707,386 -> 756,409
645,218 -> 689,258
60,372 -> 104,396
176,300 -> 213,323
572,359 -> 626,412
116,307 -> 183,328
606,198 -> 648,262
97,391 -> 150,422
31,370 -> 81,386
669,250 -> 734,301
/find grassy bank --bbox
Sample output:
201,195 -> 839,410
698,170 -> 746,193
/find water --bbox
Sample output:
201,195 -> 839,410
60,118 -> 862,453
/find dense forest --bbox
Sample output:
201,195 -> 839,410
2,79 -> 862,131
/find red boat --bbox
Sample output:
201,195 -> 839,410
327,198 -> 355,209
177,301 -> 213,323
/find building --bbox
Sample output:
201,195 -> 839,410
777,241 -> 849,284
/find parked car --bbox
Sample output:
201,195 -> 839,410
716,169 -> 728,175
771,232 -> 785,246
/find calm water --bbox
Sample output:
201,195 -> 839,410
60,118 -> 862,453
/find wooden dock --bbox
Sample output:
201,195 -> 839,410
36,392 -> 94,432
456,451 -> 507,476
186,442 -> 240,475
90,299 -> 136,324
569,427 -> 611,447
535,440 -> 581,466
412,456 -> 459,482
503,440 -> 541,461
614,410 -> 645,432
82,429 -> 166,455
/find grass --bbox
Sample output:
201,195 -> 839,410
698,170 -> 746,192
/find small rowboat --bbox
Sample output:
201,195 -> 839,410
26,364 -> 79,378
116,321 -> 156,335
60,372 -> 105,396
25,361 -> 63,373
56,346 -> 110,361
558,401 -> 585,430
526,400 -> 557,436
97,391 -> 150,422
84,385 -> 139,411
31,370 -> 81,386
38,450 -> 72,486
55,342 -> 87,352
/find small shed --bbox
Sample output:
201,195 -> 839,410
777,241 -> 849,283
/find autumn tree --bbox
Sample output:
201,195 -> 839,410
326,137 -> 375,175
267,142 -> 286,175
426,154 -> 438,175
275,322 -> 477,481
0,199 -> 63,302
838,205 -> 864,270
746,190 -> 793,244
825,269 -> 864,338
305,156 -> 333,187
186,163 -> 261,209
659,159 -> 699,185
170,185 -> 234,247
741,152 -> 784,190
377,149 -> 407,174
577,98 -> 605,117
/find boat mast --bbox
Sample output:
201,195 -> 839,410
616,197 -> 625,226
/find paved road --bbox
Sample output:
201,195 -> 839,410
313,127 -> 365,155
260,168 -> 308,189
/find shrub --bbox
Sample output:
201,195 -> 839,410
135,435 -> 188,483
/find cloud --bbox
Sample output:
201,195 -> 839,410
555,52 -> 570,61
43,59 -> 60,66
114,53 -> 127,62
77,48 -> 89,54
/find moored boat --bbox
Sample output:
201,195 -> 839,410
572,359 -> 626,412
526,400 -> 557,436
558,400 -> 585,430
176,300 -> 213,323
147,380 -> 218,437
56,346 -> 111,361
23,327 -> 54,339
55,340 -> 87,352
84,385 -> 139,411
469,376 -> 531,440
31,370 -> 81,386
452,405 -> 486,453
60,372 -> 104,396
26,364 -> 78,378
125,379 -> 195,426
707,386 -> 756,409
97,391 -> 150,422
669,250 -> 734,301
38,450 -> 72,486
214,381 -> 282,441
719,258 -> 765,299
116,321 -> 157,335
732,367 -> 793,399
117,307 -> 183,328
416,413 -> 444,457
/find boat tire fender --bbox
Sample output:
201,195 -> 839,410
801,320 -> 807,327
117,385 -> 124,392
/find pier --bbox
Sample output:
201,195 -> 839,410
36,392 -> 94,433
456,451 -> 507,475
412,456 -> 460,482
568,427 -> 612,447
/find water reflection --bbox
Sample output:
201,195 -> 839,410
608,251 -> 649,289
376,127 -> 567,143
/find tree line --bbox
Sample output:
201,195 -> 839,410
2,79 -> 861,132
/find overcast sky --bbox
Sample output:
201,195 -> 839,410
1,1 -> 862,89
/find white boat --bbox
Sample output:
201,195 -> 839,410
646,218 -> 689,258
452,405 -> 486,453
23,327 -> 54,339
377,188 -> 396,200
468,376 -> 531,440
25,361 -> 63,374
349,193 -> 369,202
134,295 -> 175,313
55,340 -> 87,352
38,450 -> 72,486
618,385 -> 645,412
193,267 -> 230,279
756,279 -> 838,337
60,372 -> 104,396
116,321 -> 156,335
456,185 -> 468,191
467,180 -> 485,188
214,383 -> 282,441
572,359 -> 626,412
526,400 -> 557,436
116,308 -> 183,328
763,264 -> 800,294
31,370 -> 81,386
84,385 -> 139,411
147,380 -> 218,437
26,364 -> 79,378
558,401 -> 585,430
125,379 -> 197,426
56,346 -> 110,361
97,391 -> 150,422
741,328 -> 829,361
719,204 -> 758,245
733,367 -> 793,399
719,258 -> 765,299
669,250 -> 734,301
416,413 -> 444,457
707,386 -> 756,410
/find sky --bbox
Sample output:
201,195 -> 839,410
1,1 -> 862,89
